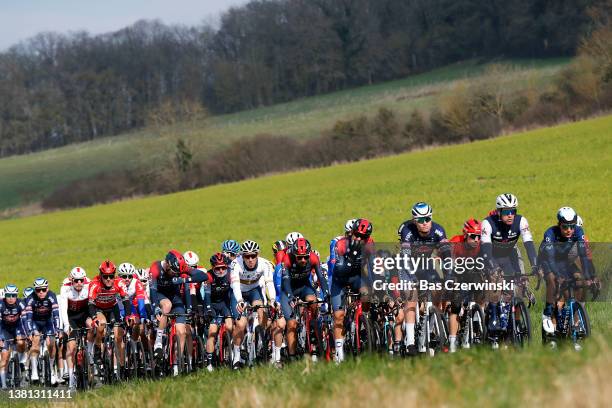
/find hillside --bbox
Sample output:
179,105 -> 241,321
0,58 -> 568,213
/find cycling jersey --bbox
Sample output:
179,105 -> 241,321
539,225 -> 594,279
87,276 -> 131,318
481,213 -> 537,272
124,278 -> 147,319
202,272 -> 232,304
149,260 -> 208,306
328,236 -> 375,281
449,235 -> 481,259
280,252 -> 329,297
398,220 -> 452,278
230,255 -> 276,304
0,298 -> 27,341
23,291 -> 60,335
58,279 -> 90,332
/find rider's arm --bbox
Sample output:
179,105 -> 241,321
200,278 -> 212,307
480,219 -> 498,270
49,292 -> 61,333
575,227 -> 594,279
263,261 -> 276,304
312,257 -> 329,296
273,263 -> 283,303
230,263 -> 243,303
519,216 -> 537,267
542,229 -> 559,276
87,283 -> 99,319
327,238 -> 338,282
281,266 -> 294,297
58,287 -> 70,333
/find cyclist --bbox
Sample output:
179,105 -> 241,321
397,202 -> 452,355
183,250 -> 205,341
271,240 -> 288,364
279,238 -> 329,363
221,240 -> 241,262
201,253 -> 233,372
328,219 -> 375,363
149,250 -> 208,375
22,287 -> 34,299
448,218 -> 484,352
539,207 -> 598,348
0,284 -> 28,389
23,277 -> 61,384
328,219 -> 356,270
230,240 -> 276,369
58,267 -> 92,389
481,193 -> 537,335
88,261 -> 132,379
117,263 -> 148,360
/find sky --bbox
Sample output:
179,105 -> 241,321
0,0 -> 249,50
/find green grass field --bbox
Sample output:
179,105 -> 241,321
0,114 -> 609,407
0,58 -> 569,213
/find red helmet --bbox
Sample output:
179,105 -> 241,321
99,260 -> 116,276
165,249 -> 186,273
352,218 -> 373,238
292,238 -> 311,256
210,252 -> 229,268
463,218 -> 482,235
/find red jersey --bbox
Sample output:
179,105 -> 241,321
449,235 -> 481,258
88,276 -> 129,310
275,250 -> 286,266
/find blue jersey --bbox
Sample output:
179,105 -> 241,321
539,225 -> 593,278
23,291 -> 60,333
0,298 -> 27,332
481,213 -> 537,270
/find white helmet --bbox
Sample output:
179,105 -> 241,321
496,193 -> 518,209
136,268 -> 149,282
118,262 -> 136,278
4,284 -> 18,296
557,207 -> 578,224
285,232 -> 304,246
241,240 -> 260,254
577,215 -> 583,227
70,266 -> 87,280
183,250 -> 200,268
344,219 -> 356,233
411,202 -> 433,218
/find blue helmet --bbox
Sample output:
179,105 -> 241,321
411,202 -> 433,218
23,287 -> 34,298
221,239 -> 241,255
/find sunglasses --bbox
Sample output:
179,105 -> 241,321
72,278 -> 84,283
35,288 -> 47,293
467,234 -> 481,240
500,209 -> 517,216
296,255 -> 309,261
102,274 -> 115,280
415,217 -> 432,224
214,266 -> 228,272
560,223 -> 576,230
5,293 -> 18,298
243,254 -> 257,260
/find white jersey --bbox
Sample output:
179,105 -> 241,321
58,278 -> 90,333
481,216 -> 533,245
230,255 -> 276,303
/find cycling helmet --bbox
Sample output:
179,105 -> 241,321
292,238 -> 312,256
577,215 -> 583,227
285,232 -> 304,246
136,268 -> 149,282
557,207 -> 578,224
23,287 -> 34,298
4,284 -> 19,296
183,250 -> 200,268
0,288 -> 3,298
352,218 -> 373,238
241,240 -> 260,255
221,240 -> 241,255
344,219 -> 357,233
412,202 -> 433,218
70,266 -> 87,280
165,250 -> 186,273
495,193 -> 518,209
272,240 -> 288,255
99,260 -> 116,275
210,253 -> 229,277
118,262 -> 136,278
462,218 -> 482,235
33,277 -> 49,289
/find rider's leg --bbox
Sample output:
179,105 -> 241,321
29,333 -> 41,380
154,299 -> 172,351
0,349 -> 8,388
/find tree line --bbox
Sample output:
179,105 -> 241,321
0,0 -> 605,157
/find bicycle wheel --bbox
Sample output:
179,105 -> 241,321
319,317 -> 334,362
76,347 -> 90,390
254,325 -> 268,364
470,304 -> 487,346
511,300 -> 531,347
8,354 -> 20,388
427,306 -> 447,355
571,302 -> 591,340
104,341 -> 115,384
220,330 -> 233,368
356,313 -> 375,354
42,351 -> 52,387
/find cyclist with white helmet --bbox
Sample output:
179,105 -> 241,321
58,267 -> 92,389
481,193 -> 537,334
398,202 -> 452,355
327,220 -> 356,277
229,240 -> 276,369
221,240 -> 241,262
539,207 -> 598,346
0,284 -> 28,389
118,262 -> 148,340
23,277 -> 61,384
